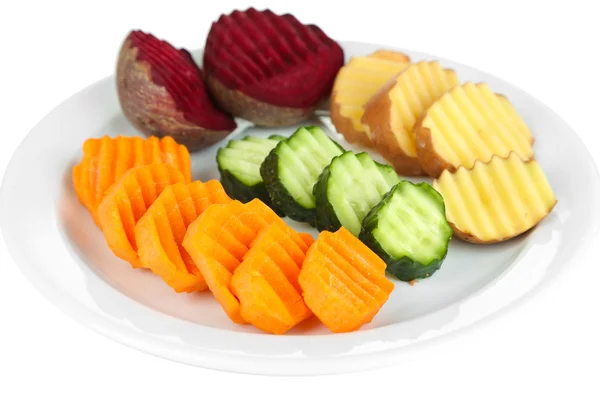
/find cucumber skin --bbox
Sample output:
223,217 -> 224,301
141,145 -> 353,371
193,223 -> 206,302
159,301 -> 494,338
313,162 -> 340,232
218,166 -> 284,216
359,181 -> 452,282
261,148 -> 317,225
260,127 -> 344,226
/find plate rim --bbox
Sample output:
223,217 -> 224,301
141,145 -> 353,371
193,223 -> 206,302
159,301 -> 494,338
2,40 -> 600,376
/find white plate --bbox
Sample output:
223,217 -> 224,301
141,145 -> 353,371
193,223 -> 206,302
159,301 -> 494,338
1,41 -> 599,376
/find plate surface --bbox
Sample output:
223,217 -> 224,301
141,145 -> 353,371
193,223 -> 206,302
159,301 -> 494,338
1,41 -> 599,375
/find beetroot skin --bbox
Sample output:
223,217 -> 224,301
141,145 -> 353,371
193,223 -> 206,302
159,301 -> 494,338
117,30 -> 236,150
203,8 -> 344,126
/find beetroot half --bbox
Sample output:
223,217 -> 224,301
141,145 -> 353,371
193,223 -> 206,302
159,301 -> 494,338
203,8 -> 344,127
117,30 -> 237,150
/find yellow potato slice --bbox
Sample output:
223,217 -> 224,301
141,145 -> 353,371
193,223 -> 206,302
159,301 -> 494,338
433,153 -> 556,243
330,50 -> 410,147
362,61 -> 459,176
415,82 -> 534,177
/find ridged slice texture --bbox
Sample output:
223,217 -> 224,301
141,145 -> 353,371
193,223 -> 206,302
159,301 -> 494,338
203,8 -> 344,108
182,199 -> 286,323
96,164 -> 186,268
433,153 -> 556,243
419,82 -> 534,171
218,136 -> 283,186
298,228 -> 393,333
331,52 -> 410,141
299,232 -> 315,247
320,152 -> 400,235
72,135 -> 191,224
128,30 -> 236,131
277,127 -> 344,209
371,181 -> 452,265
230,223 -> 313,334
385,61 -> 459,158
134,180 -> 232,293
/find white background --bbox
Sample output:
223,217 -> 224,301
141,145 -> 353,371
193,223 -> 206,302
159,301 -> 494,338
1,0 -> 599,398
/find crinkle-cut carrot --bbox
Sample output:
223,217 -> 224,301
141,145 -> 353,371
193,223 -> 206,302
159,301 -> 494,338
231,223 -> 312,334
298,227 -> 394,333
182,199 -> 290,324
324,227 -> 387,275
299,232 -> 315,248
135,180 -> 232,293
231,253 -> 312,335
230,224 -> 312,334
97,164 -> 185,268
72,135 -> 191,224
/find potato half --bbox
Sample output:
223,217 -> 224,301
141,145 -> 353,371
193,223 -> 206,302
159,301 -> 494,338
414,82 -> 534,177
433,152 -> 556,243
330,50 -> 410,147
362,61 -> 459,175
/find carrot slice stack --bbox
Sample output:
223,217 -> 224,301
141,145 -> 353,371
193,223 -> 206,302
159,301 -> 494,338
230,223 -> 313,334
97,164 -> 185,268
298,227 -> 394,333
182,199 -> 287,324
135,180 -> 232,293
72,135 -> 191,224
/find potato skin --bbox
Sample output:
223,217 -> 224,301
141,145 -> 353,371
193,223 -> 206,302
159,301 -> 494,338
448,207 -> 556,244
329,99 -> 373,147
330,50 -> 411,148
116,40 -> 233,151
369,49 -> 411,63
448,221 -> 506,244
362,78 -> 426,176
205,75 -> 314,127
413,114 -> 456,178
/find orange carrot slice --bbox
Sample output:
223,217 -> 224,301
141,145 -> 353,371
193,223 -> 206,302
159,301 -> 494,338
299,232 -> 315,248
72,135 -> 191,224
135,180 -> 232,292
97,164 -> 185,268
298,227 -> 394,333
230,223 -> 312,334
182,199 -> 289,324
231,254 -> 312,335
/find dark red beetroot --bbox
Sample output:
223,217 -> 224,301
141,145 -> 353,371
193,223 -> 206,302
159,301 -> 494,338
203,8 -> 344,127
117,30 -> 237,150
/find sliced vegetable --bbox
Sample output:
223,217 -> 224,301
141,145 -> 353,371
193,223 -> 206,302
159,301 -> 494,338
96,164 -> 186,268
231,223 -> 312,334
433,152 -> 556,243
299,232 -> 315,248
217,135 -> 286,214
182,199 -> 285,324
135,180 -> 232,293
72,135 -> 191,224
359,180 -> 452,281
298,227 -> 393,333
260,126 -> 344,225
313,151 -> 399,235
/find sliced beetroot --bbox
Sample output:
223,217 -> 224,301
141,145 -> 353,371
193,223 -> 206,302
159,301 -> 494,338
124,30 -> 236,133
203,8 -> 344,109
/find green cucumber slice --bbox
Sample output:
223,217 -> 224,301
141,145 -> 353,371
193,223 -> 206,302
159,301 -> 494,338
359,180 -> 453,281
313,151 -> 400,236
260,126 -> 344,225
217,135 -> 285,213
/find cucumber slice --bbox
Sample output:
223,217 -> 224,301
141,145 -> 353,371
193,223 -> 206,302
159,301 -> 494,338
359,180 -> 452,281
260,126 -> 345,225
313,151 -> 400,235
217,135 -> 285,213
